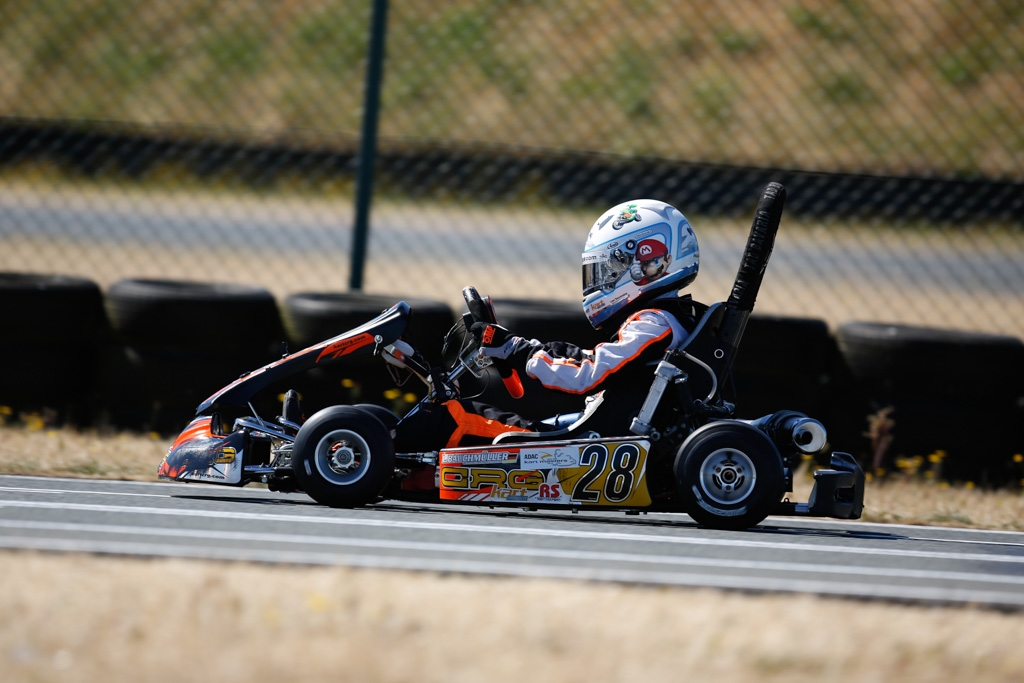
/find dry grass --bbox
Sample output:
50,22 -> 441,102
3,552 -> 1024,683
0,421 -> 166,482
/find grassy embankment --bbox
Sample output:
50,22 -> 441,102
2,1 -> 1022,175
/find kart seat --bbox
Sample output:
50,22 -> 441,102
541,412 -> 581,429
492,391 -> 605,444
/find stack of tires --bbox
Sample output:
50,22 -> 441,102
833,322 -> 1024,485
98,279 -> 283,433
0,273 -> 108,425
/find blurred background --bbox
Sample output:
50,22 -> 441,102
1,0 -> 1022,481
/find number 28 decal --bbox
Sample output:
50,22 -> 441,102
570,442 -> 644,504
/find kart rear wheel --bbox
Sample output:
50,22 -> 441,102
292,406 -> 395,508
675,422 -> 785,530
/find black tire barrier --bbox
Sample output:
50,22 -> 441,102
0,273 -> 107,423
95,343 -> 278,433
834,322 -> 1024,484
280,292 -> 455,413
104,279 -> 282,352
836,322 -> 1024,406
98,278 -> 283,433
730,314 -> 836,419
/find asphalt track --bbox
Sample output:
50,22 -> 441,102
2,475 -> 1023,609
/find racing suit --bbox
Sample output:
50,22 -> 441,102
393,298 -> 695,453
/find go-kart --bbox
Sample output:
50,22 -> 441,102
159,183 -> 864,530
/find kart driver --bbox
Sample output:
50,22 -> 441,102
393,199 -> 701,453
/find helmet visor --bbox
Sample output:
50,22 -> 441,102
582,250 -> 629,296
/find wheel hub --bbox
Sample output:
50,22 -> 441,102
313,428 -> 372,485
329,442 -> 358,472
699,448 -> 757,505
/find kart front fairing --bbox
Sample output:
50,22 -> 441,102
195,301 -> 411,414
158,416 -> 246,484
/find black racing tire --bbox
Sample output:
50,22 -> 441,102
292,406 -> 395,508
282,292 -> 454,361
105,279 -> 281,351
353,403 -> 400,432
835,322 -> 1023,405
0,272 -> 106,344
675,421 -> 785,530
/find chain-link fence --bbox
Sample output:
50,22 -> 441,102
2,0 -> 1022,337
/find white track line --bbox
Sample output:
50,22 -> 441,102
2,498 -> 1023,565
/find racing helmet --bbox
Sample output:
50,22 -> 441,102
582,199 -> 699,329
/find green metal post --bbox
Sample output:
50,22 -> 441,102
349,0 -> 389,291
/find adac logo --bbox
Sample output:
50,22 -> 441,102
612,204 -> 642,229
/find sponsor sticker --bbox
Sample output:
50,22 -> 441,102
440,451 -> 518,465
520,446 -> 581,469
439,440 -> 651,506
214,447 -> 237,464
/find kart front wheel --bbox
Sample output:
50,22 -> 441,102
675,421 -> 785,530
292,406 -> 395,508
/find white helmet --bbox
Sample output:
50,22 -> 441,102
582,199 -> 699,329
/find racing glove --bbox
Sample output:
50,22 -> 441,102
470,322 -> 522,360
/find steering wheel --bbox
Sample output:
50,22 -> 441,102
462,287 -> 524,399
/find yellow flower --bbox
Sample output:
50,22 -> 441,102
403,393 -> 418,404
383,389 -> 401,400
305,593 -> 331,612
1013,453 -> 1023,463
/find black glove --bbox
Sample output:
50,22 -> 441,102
470,322 -> 521,360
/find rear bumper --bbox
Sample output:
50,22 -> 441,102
773,452 -> 865,520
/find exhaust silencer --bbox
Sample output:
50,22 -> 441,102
748,411 -> 828,455
788,416 -> 827,454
